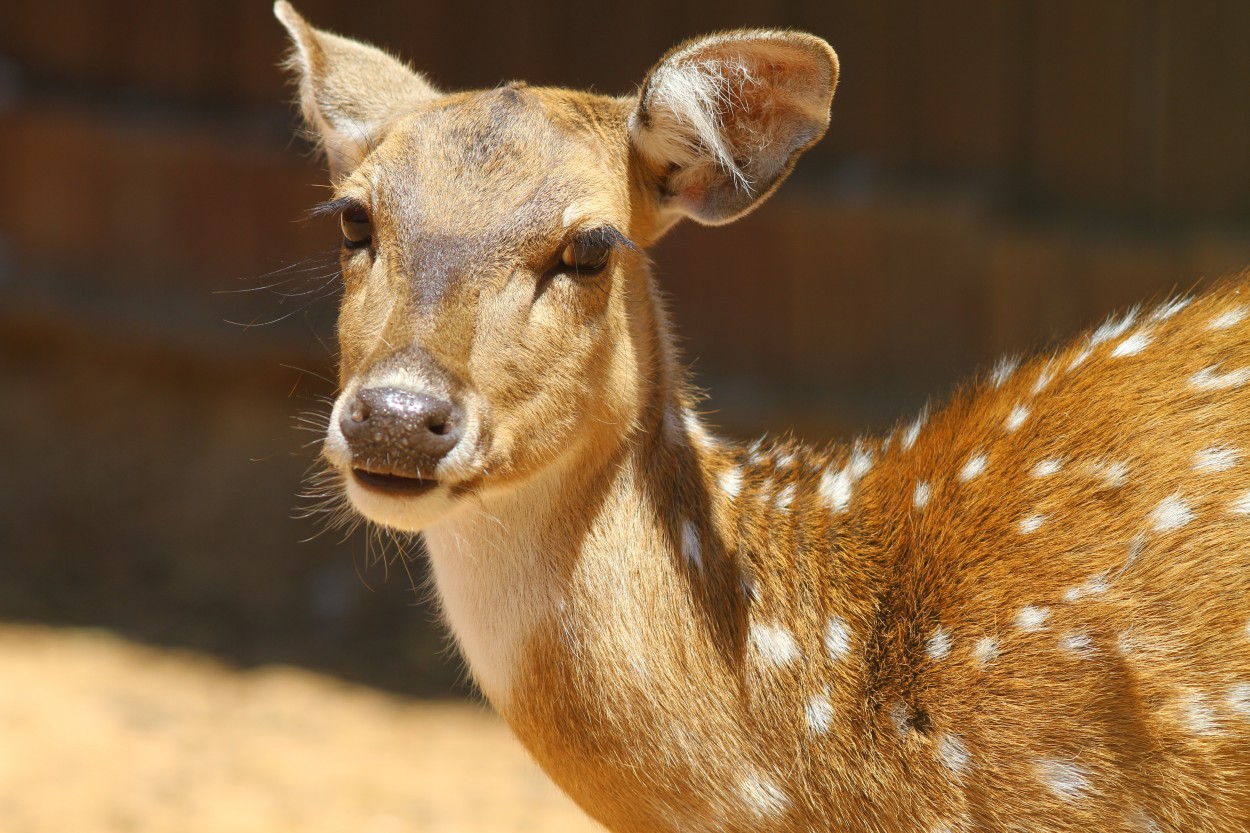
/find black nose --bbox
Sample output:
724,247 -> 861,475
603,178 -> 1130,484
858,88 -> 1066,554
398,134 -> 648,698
339,387 -> 463,475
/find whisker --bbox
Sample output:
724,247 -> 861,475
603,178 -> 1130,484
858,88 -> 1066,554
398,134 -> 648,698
282,364 -> 337,387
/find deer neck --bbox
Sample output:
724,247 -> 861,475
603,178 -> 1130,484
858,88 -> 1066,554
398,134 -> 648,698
423,363 -> 885,811
418,267 -> 714,708
419,389 -> 707,702
421,391 -> 896,833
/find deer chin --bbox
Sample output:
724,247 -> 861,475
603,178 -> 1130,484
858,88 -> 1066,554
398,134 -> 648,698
343,471 -> 461,532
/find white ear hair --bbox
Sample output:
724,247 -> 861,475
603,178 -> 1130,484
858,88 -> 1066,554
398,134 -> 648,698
275,1 -> 439,179
638,54 -> 754,190
630,31 -> 838,226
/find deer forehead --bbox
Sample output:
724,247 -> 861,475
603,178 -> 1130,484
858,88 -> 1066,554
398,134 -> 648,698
359,86 -> 633,241
333,88 -> 638,386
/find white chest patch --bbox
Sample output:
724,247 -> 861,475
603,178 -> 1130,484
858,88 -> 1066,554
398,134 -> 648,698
422,504 -> 563,708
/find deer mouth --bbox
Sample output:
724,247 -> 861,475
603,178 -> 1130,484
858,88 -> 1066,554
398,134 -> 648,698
351,467 -> 441,497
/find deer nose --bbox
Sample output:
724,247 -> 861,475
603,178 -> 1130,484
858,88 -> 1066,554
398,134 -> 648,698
339,387 -> 463,475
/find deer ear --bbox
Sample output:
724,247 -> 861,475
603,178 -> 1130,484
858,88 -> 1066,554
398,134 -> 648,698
274,1 -> 439,179
629,31 -> 838,226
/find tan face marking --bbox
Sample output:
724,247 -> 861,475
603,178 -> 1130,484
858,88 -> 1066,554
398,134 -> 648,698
313,85 -> 650,528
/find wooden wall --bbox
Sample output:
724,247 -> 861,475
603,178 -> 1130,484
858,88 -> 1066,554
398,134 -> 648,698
1,0 -> 1248,694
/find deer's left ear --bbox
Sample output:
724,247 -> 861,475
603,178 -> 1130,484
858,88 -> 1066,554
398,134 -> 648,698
629,31 -> 838,226
275,1 -> 439,180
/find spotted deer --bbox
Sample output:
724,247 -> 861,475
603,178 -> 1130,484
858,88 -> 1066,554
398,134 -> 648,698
274,4 -> 1250,831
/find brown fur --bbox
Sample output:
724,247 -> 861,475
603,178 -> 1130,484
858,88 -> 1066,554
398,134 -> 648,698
511,287 -> 1250,832
274,4 -> 1250,831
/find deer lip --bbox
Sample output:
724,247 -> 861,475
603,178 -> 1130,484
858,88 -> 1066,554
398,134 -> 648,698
351,467 -> 440,496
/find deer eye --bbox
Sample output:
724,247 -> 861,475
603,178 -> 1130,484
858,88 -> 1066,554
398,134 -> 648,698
560,234 -> 613,274
340,205 -> 373,250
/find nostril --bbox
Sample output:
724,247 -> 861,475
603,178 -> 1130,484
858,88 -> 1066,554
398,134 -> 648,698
339,386 -> 463,466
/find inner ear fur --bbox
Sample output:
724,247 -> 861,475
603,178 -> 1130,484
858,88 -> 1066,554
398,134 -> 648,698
629,31 -> 838,226
274,1 -> 439,180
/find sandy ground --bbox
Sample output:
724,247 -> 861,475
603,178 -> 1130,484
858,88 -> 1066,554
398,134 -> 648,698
0,625 -> 602,833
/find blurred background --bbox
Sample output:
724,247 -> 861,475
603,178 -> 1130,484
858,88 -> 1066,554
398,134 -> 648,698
0,1 -> 1248,830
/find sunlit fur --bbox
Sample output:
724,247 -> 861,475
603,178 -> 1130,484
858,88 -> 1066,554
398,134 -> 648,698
275,4 -> 1250,832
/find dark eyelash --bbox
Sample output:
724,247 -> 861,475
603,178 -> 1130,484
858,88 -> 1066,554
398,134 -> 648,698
575,224 -> 639,253
307,196 -> 362,219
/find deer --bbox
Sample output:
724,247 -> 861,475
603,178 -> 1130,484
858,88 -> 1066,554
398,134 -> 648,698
273,3 -> 1250,831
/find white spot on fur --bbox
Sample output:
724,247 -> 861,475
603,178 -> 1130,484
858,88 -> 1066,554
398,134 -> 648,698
1036,759 -> 1090,800
926,627 -> 952,660
887,699 -> 911,737
1005,405 -> 1030,432
681,519 -> 702,570
1117,632 -> 1136,655
990,356 -> 1019,387
1193,445 -> 1239,472
913,481 -> 931,509
1063,574 -> 1110,602
1059,632 -> 1094,655
759,476 -> 775,502
959,453 -> 987,482
775,483 -> 796,512
1031,458 -> 1062,477
1089,459 -> 1129,488
1019,514 -> 1046,534
750,621 -> 800,668
1085,575 -> 1115,592
1068,347 -> 1092,372
1015,605 -> 1050,632
824,616 -> 852,660
1090,307 -> 1138,347
805,689 -> 834,734
1209,306 -> 1246,330
937,733 -> 971,778
1111,330 -> 1152,357
1151,297 -> 1190,321
819,468 -> 853,514
1151,493 -> 1194,531
719,465 -> 743,499
819,445 -> 873,513
973,637 -> 999,667
848,445 -> 874,479
1231,491 -> 1250,514
902,410 -> 927,451
1032,361 -> 1056,394
1220,680 -> 1250,715
1191,364 -> 1250,391
1227,683 -> 1250,718
1180,691 -> 1220,735
738,771 -> 789,818
682,408 -> 715,447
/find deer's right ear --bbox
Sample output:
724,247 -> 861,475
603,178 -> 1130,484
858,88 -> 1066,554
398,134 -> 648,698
274,2 -> 438,180
629,30 -> 837,227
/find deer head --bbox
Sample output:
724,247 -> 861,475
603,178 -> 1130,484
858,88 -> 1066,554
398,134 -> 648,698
276,1 -> 837,533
